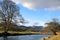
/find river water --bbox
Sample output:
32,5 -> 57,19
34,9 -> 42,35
0,35 -> 52,40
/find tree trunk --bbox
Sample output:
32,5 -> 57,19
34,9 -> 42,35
3,35 -> 8,40
51,29 -> 57,35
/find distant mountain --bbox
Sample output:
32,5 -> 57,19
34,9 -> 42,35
31,26 -> 43,31
18,25 -> 43,32
0,22 -> 43,32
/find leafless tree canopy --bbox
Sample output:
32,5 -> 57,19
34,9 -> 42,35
0,0 -> 23,33
45,18 -> 60,35
0,0 -> 21,23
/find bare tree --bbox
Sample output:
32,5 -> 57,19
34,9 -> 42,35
45,18 -> 60,35
0,0 -> 22,34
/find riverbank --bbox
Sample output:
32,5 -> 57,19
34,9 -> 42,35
45,35 -> 60,40
0,31 -> 37,37
0,31 -> 59,37
42,32 -> 60,40
0,31 -> 54,35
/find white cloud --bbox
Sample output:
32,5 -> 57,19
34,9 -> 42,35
23,19 -> 46,27
24,22 -> 45,26
12,0 -> 60,10
45,6 -> 60,11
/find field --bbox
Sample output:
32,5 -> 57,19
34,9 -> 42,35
0,31 -> 58,34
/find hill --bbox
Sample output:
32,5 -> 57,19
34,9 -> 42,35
0,22 -> 43,32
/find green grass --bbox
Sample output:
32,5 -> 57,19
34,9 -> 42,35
0,31 -> 60,35
8,31 -> 42,34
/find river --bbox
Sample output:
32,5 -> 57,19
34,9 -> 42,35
0,35 -> 52,40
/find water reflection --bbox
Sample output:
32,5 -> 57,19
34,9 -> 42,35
0,35 -> 52,40
3,36 -> 8,40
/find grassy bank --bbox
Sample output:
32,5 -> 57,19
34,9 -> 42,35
45,35 -> 60,40
0,31 -> 60,37
0,31 -> 42,37
42,32 -> 60,40
0,31 -> 39,37
0,31 -> 54,35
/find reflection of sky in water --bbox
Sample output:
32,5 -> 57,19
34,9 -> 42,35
0,35 -> 52,40
0,37 -> 3,40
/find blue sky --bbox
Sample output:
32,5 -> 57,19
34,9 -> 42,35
19,4 -> 60,26
1,0 -> 60,26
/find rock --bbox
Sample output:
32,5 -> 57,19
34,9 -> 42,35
42,38 -> 45,40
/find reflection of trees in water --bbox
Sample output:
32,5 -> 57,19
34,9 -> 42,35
3,36 -> 19,40
3,36 -> 8,40
9,37 -> 19,40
